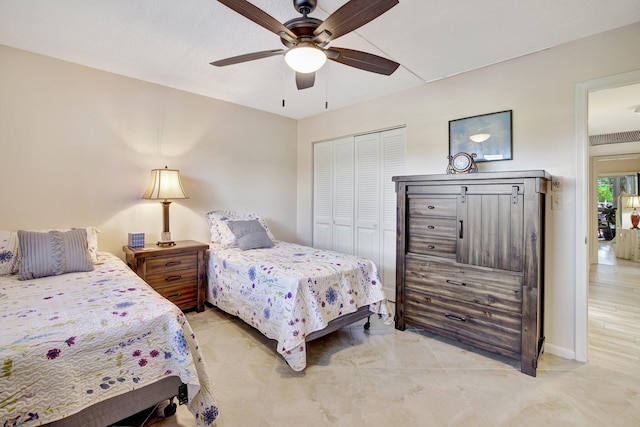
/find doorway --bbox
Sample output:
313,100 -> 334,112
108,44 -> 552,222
576,71 -> 640,362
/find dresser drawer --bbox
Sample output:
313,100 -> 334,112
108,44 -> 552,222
405,255 -> 523,312
405,291 -> 521,355
150,282 -> 197,311
409,216 -> 457,238
145,253 -> 198,275
408,197 -> 456,218
407,236 -> 456,258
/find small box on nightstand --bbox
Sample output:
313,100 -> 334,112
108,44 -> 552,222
128,233 -> 145,247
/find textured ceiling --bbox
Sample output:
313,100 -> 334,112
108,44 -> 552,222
0,0 -> 639,120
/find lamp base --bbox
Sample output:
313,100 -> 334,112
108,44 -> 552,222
631,211 -> 639,229
157,231 -> 175,246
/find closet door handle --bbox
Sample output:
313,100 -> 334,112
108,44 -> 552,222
459,220 -> 464,239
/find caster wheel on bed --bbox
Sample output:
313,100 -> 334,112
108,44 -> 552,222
164,401 -> 177,417
363,317 -> 371,330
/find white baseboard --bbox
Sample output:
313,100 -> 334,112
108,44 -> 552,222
544,342 -> 576,360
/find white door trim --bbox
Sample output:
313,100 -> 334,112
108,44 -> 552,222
574,69 -> 640,362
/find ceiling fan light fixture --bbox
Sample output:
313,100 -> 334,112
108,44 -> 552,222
284,42 -> 327,73
469,133 -> 491,143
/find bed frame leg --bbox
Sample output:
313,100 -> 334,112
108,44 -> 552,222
364,316 -> 371,330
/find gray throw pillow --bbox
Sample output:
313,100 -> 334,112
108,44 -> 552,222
18,229 -> 94,280
225,219 -> 274,250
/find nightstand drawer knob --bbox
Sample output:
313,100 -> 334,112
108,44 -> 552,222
167,293 -> 182,300
165,275 -> 183,282
165,261 -> 182,267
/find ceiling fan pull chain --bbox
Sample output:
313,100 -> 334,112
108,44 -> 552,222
325,65 -> 329,109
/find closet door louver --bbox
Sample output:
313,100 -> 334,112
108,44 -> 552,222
313,128 -> 405,300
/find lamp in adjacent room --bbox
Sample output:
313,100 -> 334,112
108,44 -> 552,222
625,195 -> 640,229
142,166 -> 189,246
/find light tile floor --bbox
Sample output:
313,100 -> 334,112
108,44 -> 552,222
151,314 -> 640,426
147,242 -> 640,426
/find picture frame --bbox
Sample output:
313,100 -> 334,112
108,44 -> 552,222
449,110 -> 512,162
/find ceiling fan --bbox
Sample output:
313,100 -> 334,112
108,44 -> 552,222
210,0 -> 401,90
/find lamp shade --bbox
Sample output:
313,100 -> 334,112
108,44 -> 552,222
625,195 -> 640,209
284,42 -> 327,73
141,166 -> 188,200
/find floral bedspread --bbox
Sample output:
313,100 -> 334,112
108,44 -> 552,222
206,242 -> 392,371
0,252 -> 218,426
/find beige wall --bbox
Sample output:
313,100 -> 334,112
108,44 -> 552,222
0,45 -> 298,255
2,22 -> 640,364
296,23 -> 640,360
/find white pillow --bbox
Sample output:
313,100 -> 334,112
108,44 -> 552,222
0,230 -> 20,275
205,210 -> 275,245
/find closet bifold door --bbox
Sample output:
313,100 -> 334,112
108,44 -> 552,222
456,183 -> 524,272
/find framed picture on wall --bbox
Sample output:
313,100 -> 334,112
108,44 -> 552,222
449,110 -> 512,162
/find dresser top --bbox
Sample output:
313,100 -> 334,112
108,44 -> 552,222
393,170 -> 550,183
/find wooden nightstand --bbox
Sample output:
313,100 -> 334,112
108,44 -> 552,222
123,240 -> 208,312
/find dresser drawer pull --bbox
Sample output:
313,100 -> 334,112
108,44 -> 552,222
427,245 -> 436,250
459,220 -> 464,238
165,261 -> 182,267
427,225 -> 435,229
446,279 -> 467,286
428,205 -> 435,209
445,314 -> 466,322
165,275 -> 183,282
166,293 -> 182,300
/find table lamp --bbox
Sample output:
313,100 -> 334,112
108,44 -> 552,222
625,195 -> 640,229
142,166 -> 189,246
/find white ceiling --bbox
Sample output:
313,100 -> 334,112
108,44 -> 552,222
1,0 -> 639,120
589,83 -> 640,136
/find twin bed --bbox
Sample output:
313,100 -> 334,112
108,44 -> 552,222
0,230 -> 218,426
204,210 -> 392,371
1,213 -> 390,424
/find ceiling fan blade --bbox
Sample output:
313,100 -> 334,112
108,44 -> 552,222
210,49 -> 285,67
314,0 -> 398,42
218,0 -> 297,40
296,72 -> 315,90
327,47 -> 400,75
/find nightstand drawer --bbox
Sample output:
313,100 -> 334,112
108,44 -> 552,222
151,282 -> 197,310
146,268 -> 198,288
145,253 -> 198,274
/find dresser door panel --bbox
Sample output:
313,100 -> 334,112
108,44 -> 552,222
458,192 -> 524,272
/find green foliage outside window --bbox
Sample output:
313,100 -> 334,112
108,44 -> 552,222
597,177 -> 613,204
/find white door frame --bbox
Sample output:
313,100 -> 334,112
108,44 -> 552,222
574,69 -> 640,362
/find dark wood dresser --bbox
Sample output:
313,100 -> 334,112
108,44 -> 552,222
123,240 -> 208,312
393,171 -> 550,376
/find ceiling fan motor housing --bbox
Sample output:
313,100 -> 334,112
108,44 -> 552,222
294,0 -> 317,15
